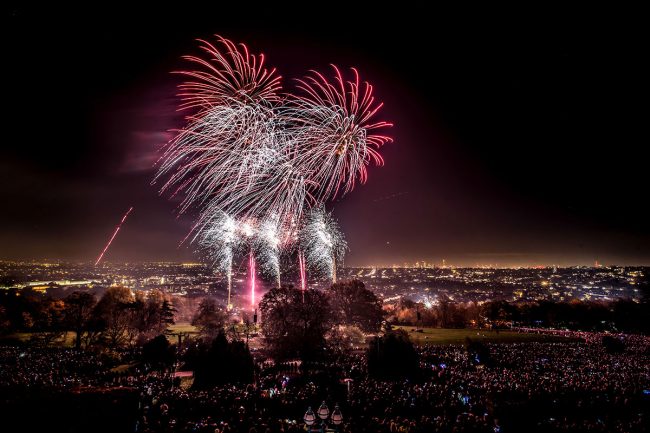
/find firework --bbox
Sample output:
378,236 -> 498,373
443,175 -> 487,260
289,66 -> 392,203
256,216 -> 283,288
155,34 -> 305,228
95,207 -> 133,266
176,35 -> 282,110
300,207 -> 347,282
156,36 -> 393,299
197,211 -> 240,309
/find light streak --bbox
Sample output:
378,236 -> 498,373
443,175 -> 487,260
298,249 -> 307,294
95,207 -> 133,266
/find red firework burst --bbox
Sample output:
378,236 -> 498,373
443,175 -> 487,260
176,35 -> 282,111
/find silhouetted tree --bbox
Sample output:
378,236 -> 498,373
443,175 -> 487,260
0,304 -> 9,334
191,298 -> 227,340
30,298 -> 66,345
327,279 -> 384,332
142,334 -> 176,369
482,301 -> 513,329
160,299 -> 176,330
188,332 -> 254,388
94,286 -> 135,348
260,286 -> 332,360
64,291 -> 96,349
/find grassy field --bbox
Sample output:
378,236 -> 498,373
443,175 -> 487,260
0,332 -> 76,346
1,324 -> 571,348
167,323 -> 198,334
0,324 -> 199,347
393,326 -> 572,345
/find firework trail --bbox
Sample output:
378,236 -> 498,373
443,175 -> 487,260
249,250 -> 256,308
298,249 -> 307,300
300,207 -> 346,283
95,207 -> 134,266
198,211 -> 240,309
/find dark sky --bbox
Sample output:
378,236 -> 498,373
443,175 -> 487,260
1,4 -> 647,267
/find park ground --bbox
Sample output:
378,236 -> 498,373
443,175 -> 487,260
0,323 -> 573,347
394,326 -> 573,345
171,324 -> 574,345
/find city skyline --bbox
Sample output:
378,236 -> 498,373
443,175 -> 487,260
2,5 -> 648,267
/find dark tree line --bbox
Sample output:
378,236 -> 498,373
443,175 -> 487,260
388,298 -> 650,333
0,286 -> 176,348
184,332 -> 255,388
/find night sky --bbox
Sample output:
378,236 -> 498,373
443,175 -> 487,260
1,4 -> 647,267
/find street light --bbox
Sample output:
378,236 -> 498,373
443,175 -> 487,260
343,378 -> 353,397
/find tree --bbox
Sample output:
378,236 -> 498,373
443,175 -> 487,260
94,286 -> 135,348
224,311 -> 258,344
188,332 -> 254,388
482,301 -> 513,329
0,287 -> 42,333
327,325 -> 365,357
367,330 -> 418,379
436,299 -> 452,328
327,279 -> 384,332
31,298 -> 66,346
132,291 -> 176,342
160,299 -> 176,331
64,291 -> 96,350
191,298 -> 227,340
142,334 -> 176,369
259,286 -> 332,360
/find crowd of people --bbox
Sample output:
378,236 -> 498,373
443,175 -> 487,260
515,327 -> 650,349
350,340 -> 649,432
0,346 -> 117,389
1,334 -> 649,432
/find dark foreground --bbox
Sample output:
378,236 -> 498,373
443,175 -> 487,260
1,336 -> 649,433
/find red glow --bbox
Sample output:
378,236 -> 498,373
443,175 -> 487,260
249,250 -> 256,307
298,249 -> 307,295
